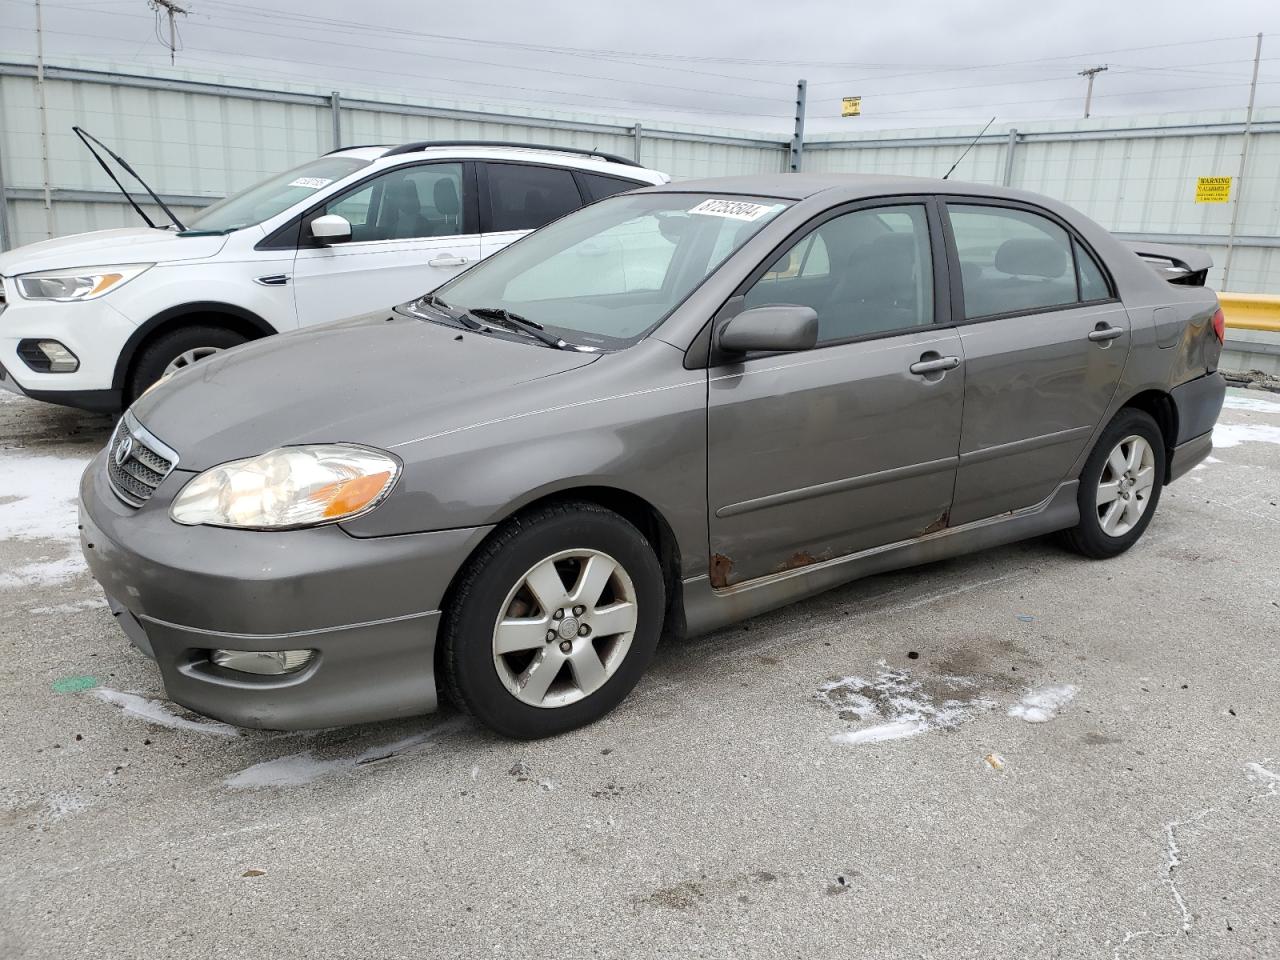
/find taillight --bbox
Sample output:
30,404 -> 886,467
1211,306 -> 1225,344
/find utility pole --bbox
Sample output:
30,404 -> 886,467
1079,65 -> 1107,119
149,0 -> 188,65
1223,32 -> 1263,291
789,79 -> 807,173
35,0 -> 54,237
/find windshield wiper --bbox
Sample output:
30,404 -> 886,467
72,126 -> 186,231
416,294 -> 483,330
466,307 -> 575,350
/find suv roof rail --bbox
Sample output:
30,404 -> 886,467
379,140 -> 643,168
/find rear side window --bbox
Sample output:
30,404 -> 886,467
948,205 -> 1078,319
1075,239 -> 1112,301
485,163 -> 582,232
579,172 -> 643,202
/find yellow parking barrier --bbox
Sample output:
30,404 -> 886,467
1220,293 -> 1280,333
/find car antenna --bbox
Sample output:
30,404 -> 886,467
72,126 -> 187,230
941,117 -> 996,181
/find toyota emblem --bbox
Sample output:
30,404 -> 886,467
115,434 -> 134,467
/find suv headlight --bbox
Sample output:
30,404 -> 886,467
16,263 -> 153,301
170,444 -> 400,529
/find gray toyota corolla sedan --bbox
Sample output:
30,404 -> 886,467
79,174 -> 1226,738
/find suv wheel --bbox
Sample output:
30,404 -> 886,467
127,325 -> 248,404
1062,408 -> 1166,559
440,501 -> 664,739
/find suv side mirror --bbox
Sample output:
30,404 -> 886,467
311,214 -> 352,244
718,304 -> 819,354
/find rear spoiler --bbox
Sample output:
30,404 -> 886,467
1122,240 -> 1211,287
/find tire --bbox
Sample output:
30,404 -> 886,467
1062,407 -> 1166,559
126,325 -> 249,404
440,501 -> 665,739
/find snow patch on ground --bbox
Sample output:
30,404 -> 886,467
0,454 -> 89,541
29,597 -> 108,615
1213,423 -> 1280,448
819,664 -> 994,746
0,554 -> 87,590
1222,394 -> 1280,413
1008,684 -> 1078,723
41,791 -> 91,823
92,688 -> 240,738
225,724 -> 457,789
1246,760 -> 1279,799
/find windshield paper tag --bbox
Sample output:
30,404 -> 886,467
688,199 -> 774,221
288,177 -> 333,189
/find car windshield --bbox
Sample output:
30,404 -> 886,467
182,156 -> 371,234
434,193 -> 791,348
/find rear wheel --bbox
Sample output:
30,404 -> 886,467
1062,408 -> 1166,559
126,324 -> 248,404
440,501 -> 664,739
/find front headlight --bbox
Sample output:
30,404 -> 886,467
170,444 -> 400,530
16,263 -> 153,301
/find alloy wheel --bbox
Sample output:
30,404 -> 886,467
491,548 -> 639,709
1097,434 -> 1156,537
163,346 -> 224,376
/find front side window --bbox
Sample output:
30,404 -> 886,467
437,193 -> 790,348
320,163 -> 467,242
184,156 -> 370,234
744,204 -> 934,343
485,163 -> 582,232
948,204 -> 1079,318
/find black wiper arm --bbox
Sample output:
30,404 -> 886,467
72,127 -> 186,230
419,293 -> 483,330
467,307 -> 572,349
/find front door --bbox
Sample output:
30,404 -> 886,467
292,161 -> 480,326
942,200 -> 1132,525
707,200 -> 965,587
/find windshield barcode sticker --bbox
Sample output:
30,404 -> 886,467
688,199 -> 774,221
288,177 -> 333,189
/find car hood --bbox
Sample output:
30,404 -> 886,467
0,227 -> 228,276
130,311 -> 602,471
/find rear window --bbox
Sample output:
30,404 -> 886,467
579,172 -> 644,202
484,163 -> 582,232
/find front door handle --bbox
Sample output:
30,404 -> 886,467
428,255 -> 469,268
909,355 -> 961,375
1088,324 -> 1125,343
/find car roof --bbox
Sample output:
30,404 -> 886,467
328,143 -> 666,182
632,172 -> 1037,203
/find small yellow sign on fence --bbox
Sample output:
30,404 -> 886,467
841,96 -> 862,117
1195,176 -> 1231,203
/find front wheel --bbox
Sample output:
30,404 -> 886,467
126,325 -> 249,405
440,502 -> 665,739
1062,408 -> 1166,559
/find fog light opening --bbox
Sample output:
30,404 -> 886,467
17,338 -> 80,373
211,648 -> 314,676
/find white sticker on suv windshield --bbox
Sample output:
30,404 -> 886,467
288,177 -> 333,190
687,198 -> 774,221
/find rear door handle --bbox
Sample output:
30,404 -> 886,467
909,355 -> 961,375
428,256 -> 469,267
1088,325 -> 1125,342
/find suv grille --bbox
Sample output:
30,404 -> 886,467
106,413 -> 180,507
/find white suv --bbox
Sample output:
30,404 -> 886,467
0,142 -> 668,411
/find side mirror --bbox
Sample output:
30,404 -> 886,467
311,213 -> 352,244
718,304 -> 819,354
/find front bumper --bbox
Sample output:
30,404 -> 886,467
0,294 -> 137,401
79,450 -> 492,729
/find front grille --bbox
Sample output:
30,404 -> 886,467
105,413 -> 179,507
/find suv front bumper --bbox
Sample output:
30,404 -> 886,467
78,450 -> 492,729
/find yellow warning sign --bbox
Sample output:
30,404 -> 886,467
841,96 -> 862,118
1195,176 -> 1231,203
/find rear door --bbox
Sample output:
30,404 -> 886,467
942,199 -> 1131,525
291,161 -> 481,325
706,199 -> 965,586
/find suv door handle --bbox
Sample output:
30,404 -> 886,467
909,355 -> 961,375
1088,324 -> 1125,343
428,255 -> 469,267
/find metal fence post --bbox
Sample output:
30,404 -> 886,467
330,90 -> 342,150
1223,32 -> 1263,291
789,79 -> 807,172
0,74 -> 10,251
1002,128 -> 1018,186
633,122 -> 642,163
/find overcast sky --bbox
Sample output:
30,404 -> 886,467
3,0 -> 1279,134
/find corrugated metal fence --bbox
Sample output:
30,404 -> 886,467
1,61 -> 1277,293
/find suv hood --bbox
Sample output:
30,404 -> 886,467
131,311 -> 601,471
0,227 -> 228,276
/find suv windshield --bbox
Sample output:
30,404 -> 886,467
435,193 -> 790,348
183,156 -> 371,234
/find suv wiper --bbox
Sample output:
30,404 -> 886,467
467,307 -> 574,350
416,294 -> 483,330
